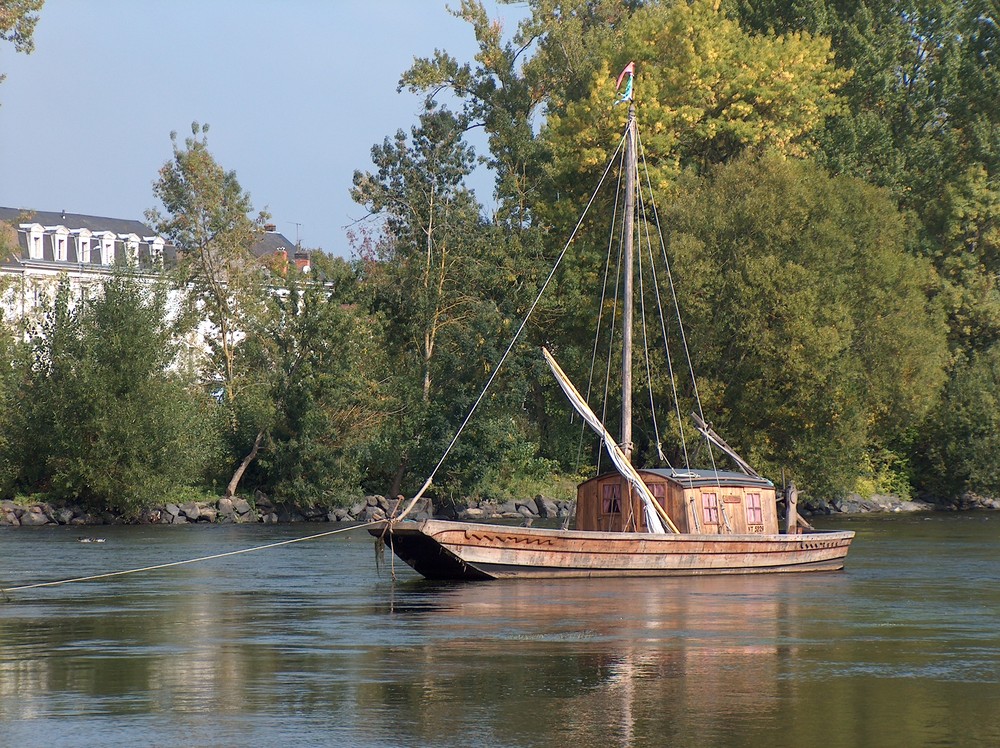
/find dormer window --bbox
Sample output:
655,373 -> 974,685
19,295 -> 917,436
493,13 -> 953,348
46,225 -> 69,262
119,233 -> 139,265
72,228 -> 93,263
96,231 -> 116,264
19,223 -> 44,260
144,236 -> 164,267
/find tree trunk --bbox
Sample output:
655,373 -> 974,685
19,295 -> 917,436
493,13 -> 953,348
225,430 -> 265,499
389,456 -> 408,499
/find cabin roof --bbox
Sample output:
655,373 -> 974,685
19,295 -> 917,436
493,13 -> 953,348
580,468 -> 774,490
642,468 -> 774,489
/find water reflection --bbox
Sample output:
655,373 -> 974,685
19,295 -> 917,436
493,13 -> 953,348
376,576 -> 804,747
1,519 -> 1000,747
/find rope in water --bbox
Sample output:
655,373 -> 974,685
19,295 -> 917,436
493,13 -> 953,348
1,520 -> 383,595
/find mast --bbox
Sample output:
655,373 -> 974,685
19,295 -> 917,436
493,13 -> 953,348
621,101 -> 637,464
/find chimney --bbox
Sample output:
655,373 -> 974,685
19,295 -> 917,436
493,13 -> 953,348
264,223 -> 277,232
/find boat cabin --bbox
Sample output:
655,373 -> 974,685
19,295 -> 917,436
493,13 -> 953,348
575,468 -> 778,534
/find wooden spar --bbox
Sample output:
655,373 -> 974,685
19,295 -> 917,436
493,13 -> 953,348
621,100 -> 638,530
542,347 -> 680,533
622,101 -> 637,465
691,412 -> 762,479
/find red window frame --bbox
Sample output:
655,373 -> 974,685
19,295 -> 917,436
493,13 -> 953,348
702,492 -> 719,525
746,492 -> 763,525
647,482 -> 667,508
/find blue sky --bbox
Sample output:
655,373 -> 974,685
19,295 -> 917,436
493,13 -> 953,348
0,1 -> 528,256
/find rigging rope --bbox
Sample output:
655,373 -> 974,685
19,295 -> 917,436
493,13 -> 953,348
635,189 -> 668,466
394,132 -> 630,523
577,144 -> 626,475
1,521 -> 382,595
637,133 -> 731,531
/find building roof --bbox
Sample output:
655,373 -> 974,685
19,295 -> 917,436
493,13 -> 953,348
251,230 -> 296,258
0,207 -> 154,237
1,207 -> 297,266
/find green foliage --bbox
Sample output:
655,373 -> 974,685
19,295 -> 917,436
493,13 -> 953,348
914,346 -> 1000,500
1,273 -> 220,514
538,0 -> 849,218
661,155 -> 949,496
147,122 -> 274,497
238,275 -> 384,507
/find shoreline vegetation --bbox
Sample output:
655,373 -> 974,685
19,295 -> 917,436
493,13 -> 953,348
4,3 -> 1000,524
2,491 -> 998,528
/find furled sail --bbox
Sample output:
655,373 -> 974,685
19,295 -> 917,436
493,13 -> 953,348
542,348 -> 679,534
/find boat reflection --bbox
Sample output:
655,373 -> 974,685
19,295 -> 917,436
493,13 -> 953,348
380,574 -> 822,747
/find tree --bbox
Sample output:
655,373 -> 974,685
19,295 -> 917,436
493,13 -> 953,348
728,0 -> 1000,354
352,102 -> 542,500
238,269 -> 384,506
401,0 -> 548,231
148,122 -> 271,498
0,0 -> 43,87
2,273 -> 218,513
915,345 -> 1000,500
538,0 -> 849,227
659,155 -> 948,496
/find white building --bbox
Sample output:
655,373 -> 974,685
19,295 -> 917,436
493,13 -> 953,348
0,207 -> 299,325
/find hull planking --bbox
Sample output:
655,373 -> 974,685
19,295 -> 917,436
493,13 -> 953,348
369,519 -> 855,581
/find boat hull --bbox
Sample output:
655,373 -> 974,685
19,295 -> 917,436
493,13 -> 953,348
369,519 -> 855,581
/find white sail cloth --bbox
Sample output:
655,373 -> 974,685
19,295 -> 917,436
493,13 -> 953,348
542,348 -> 679,534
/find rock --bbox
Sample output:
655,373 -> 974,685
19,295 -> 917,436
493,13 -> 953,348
333,508 -> 349,522
517,504 -> 537,518
180,502 -> 201,521
2,511 -> 20,526
198,507 -> 217,523
232,499 -> 252,517
20,507 -> 50,526
349,501 -> 366,518
275,506 -> 302,522
534,494 -> 559,519
254,490 -> 274,512
460,507 -> 486,520
164,503 -> 181,519
298,504 -> 326,520
55,508 -> 76,525
496,500 -> 519,517
410,501 -> 433,521
262,512 -> 279,524
361,505 -> 387,521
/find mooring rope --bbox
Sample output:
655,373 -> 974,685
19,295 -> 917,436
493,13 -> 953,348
1,520 -> 382,596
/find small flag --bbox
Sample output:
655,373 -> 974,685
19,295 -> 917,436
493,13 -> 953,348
615,61 -> 635,104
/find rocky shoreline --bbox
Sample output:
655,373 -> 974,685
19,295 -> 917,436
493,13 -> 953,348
1,490 -> 996,528
0,493 -> 576,528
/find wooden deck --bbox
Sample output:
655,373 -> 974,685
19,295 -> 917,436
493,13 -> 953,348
369,519 -> 855,581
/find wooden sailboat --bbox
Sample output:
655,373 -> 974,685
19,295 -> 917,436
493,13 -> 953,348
370,75 -> 854,581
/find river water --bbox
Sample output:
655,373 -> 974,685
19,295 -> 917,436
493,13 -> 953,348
1,514 -> 998,748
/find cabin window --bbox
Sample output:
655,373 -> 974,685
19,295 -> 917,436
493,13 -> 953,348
701,492 -> 719,525
746,493 -> 763,525
602,483 -> 621,514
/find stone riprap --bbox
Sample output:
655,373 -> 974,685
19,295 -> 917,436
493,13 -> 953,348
2,491 -> 998,528
0,493 -> 571,527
